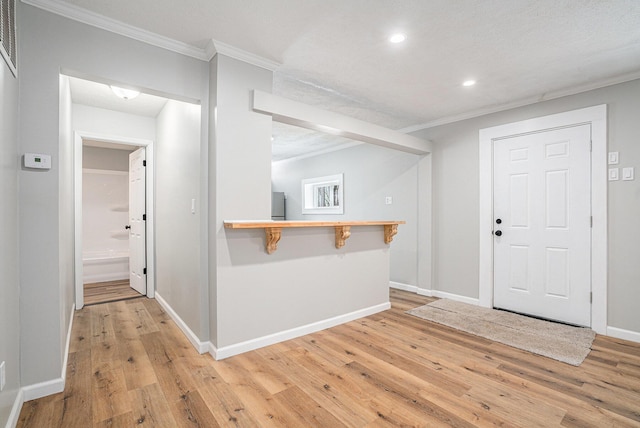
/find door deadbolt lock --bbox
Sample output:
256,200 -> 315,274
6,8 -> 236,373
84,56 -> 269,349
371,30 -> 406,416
125,225 -> 131,230
496,218 -> 502,224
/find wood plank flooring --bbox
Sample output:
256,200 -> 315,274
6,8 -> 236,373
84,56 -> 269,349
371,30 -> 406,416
18,289 -> 640,427
84,279 -> 143,306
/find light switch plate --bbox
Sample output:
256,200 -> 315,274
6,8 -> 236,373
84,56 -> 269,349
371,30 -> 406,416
622,167 -> 635,181
608,152 -> 619,165
608,168 -> 619,181
385,196 -> 393,205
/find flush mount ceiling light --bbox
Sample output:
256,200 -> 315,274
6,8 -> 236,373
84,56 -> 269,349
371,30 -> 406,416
110,85 -> 140,100
389,33 -> 406,44
462,80 -> 476,87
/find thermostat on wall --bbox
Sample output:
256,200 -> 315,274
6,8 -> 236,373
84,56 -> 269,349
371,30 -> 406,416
24,153 -> 52,169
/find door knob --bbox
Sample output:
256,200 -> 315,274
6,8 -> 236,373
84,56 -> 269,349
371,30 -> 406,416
494,230 -> 502,236
125,225 -> 131,230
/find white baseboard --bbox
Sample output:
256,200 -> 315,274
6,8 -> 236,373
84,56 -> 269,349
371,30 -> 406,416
83,272 -> 129,283
21,377 -> 65,402
606,326 -> 640,344
211,302 -> 391,360
155,293 -> 208,354
6,388 -> 24,428
21,303 -> 75,402
416,288 -> 480,306
389,281 -> 417,293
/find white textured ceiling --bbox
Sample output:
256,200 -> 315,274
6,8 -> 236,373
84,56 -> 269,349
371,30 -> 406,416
58,0 -> 640,158
69,77 -> 168,117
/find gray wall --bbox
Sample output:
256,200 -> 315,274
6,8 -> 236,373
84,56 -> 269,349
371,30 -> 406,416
0,35 -> 20,427
19,2 -> 208,387
414,78 -> 640,333
155,99 -> 206,338
272,143 -> 421,286
210,55 -> 392,350
210,54 -> 273,347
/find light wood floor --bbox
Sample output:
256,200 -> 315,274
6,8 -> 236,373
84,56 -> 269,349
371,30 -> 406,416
17,289 -> 640,427
84,279 -> 143,306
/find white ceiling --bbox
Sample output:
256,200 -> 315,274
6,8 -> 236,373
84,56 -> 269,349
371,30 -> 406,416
69,77 -> 168,118
58,0 -> 640,158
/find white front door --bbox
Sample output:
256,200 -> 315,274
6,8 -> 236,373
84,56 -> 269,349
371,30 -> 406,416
129,147 -> 146,295
493,125 -> 591,326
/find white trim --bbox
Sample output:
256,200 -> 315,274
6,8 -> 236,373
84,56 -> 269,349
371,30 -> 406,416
83,271 -> 129,284
59,303 -> 74,392
478,105 -> 607,334
606,326 -> 640,344
252,90 -> 431,155
389,281 -> 417,293
21,0 -> 283,71
416,288 -> 480,306
21,378 -> 64,402
400,71 -> 640,133
155,293 -> 208,354
21,0 -> 208,60
208,39 -> 280,71
21,303 -> 75,401
6,388 -> 24,428
82,168 -> 128,176
211,302 -> 391,360
74,131 -> 155,309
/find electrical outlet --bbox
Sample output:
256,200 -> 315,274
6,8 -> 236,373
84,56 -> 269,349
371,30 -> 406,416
0,361 -> 5,391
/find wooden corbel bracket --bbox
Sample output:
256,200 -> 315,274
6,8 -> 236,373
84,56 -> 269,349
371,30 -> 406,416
334,225 -> 352,249
265,227 -> 282,254
384,224 -> 398,244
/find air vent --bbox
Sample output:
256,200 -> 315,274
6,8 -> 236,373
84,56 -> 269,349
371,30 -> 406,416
0,0 -> 17,75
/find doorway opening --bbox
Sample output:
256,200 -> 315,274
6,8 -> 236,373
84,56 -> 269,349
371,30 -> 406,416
80,141 -> 149,305
74,133 -> 155,309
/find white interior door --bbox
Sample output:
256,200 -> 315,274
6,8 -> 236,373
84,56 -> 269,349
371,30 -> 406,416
493,125 -> 591,326
129,147 -> 147,295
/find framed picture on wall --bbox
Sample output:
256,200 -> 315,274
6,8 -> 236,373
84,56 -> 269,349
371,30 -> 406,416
1,0 -> 17,76
301,173 -> 344,215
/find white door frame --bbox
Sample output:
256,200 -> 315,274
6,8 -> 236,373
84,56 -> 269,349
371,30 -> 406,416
478,105 -> 607,334
74,131 -> 155,309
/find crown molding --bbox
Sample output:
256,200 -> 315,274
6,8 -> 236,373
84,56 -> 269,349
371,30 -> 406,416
207,39 -> 280,71
401,70 -> 640,133
22,0 -> 209,60
21,0 -> 281,70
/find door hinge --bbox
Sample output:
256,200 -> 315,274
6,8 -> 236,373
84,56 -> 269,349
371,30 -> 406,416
590,216 -> 593,228
143,214 -> 146,221
143,267 -> 147,275
143,160 -> 147,167
590,140 -> 592,152
590,292 -> 592,303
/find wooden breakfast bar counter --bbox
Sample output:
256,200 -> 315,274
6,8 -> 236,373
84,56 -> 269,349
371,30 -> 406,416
224,220 -> 405,254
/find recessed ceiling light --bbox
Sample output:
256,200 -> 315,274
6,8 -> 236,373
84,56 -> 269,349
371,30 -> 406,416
389,33 -> 406,44
462,80 -> 476,87
110,85 -> 140,100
